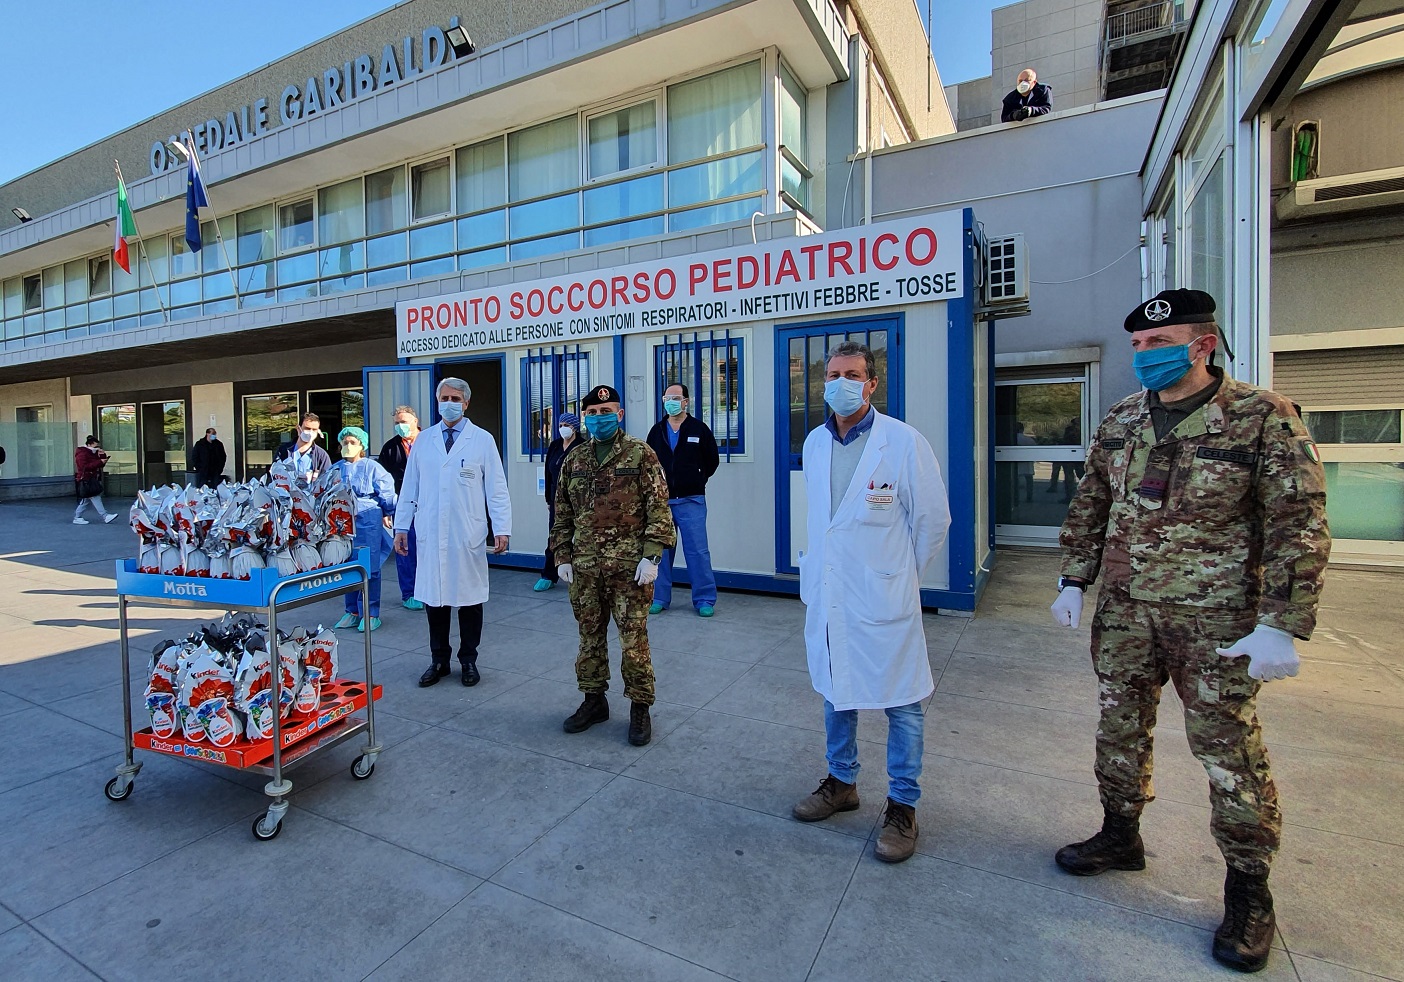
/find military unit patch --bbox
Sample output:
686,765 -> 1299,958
1302,440 -> 1320,464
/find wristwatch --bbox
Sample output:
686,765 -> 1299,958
1058,576 -> 1088,592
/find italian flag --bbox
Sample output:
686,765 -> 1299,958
113,176 -> 136,273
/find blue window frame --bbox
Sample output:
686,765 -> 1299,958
655,333 -> 745,457
521,346 -> 590,458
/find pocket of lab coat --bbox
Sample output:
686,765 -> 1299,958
863,565 -> 916,623
797,551 -> 818,606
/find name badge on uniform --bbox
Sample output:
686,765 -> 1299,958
614,466 -> 640,476
865,481 -> 895,510
687,436 -> 700,443
459,466 -> 477,483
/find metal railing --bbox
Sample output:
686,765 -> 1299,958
1105,1 -> 1179,44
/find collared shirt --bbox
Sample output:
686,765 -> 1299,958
443,421 -> 462,452
824,405 -> 875,446
291,445 -> 315,476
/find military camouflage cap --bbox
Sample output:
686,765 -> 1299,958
581,385 -> 622,408
1124,289 -> 1217,332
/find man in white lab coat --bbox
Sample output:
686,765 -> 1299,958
394,377 -> 512,688
791,341 -> 951,864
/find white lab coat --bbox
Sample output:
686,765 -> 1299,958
799,411 -> 951,711
393,419 -> 512,608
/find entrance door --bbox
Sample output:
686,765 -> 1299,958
436,356 -> 506,454
97,402 -> 138,496
774,316 -> 903,575
140,401 -> 186,487
242,392 -> 299,481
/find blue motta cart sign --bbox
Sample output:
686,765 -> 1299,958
115,548 -> 370,607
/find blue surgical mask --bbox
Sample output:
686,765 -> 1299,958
584,413 -> 620,441
1133,344 -> 1194,391
298,428 -> 316,443
438,401 -> 464,424
393,422 -> 412,438
663,398 -> 683,417
824,377 -> 867,416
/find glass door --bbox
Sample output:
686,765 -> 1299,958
775,316 -> 901,575
307,388 -> 364,463
242,392 -> 299,480
97,403 -> 138,496
140,400 -> 186,488
993,372 -> 1089,545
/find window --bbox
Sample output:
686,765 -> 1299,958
87,255 -> 110,297
23,274 -> 41,311
169,234 -> 199,279
509,116 -> 581,257
412,156 -> 452,221
778,63 -> 809,208
588,100 -> 659,180
668,62 -> 763,163
1304,409 -> 1402,445
521,348 -> 591,456
278,199 -> 315,252
655,334 -> 745,455
318,179 -> 365,290
237,204 -> 277,301
365,166 -> 407,235
457,137 -> 508,260
1301,409 -> 1404,543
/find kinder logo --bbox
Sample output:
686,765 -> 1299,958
163,581 -> 209,597
298,572 -> 345,592
150,739 -> 181,753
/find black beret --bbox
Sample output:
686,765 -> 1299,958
581,384 -> 622,408
1124,289 -> 1217,332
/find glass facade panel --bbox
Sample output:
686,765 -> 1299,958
366,265 -> 407,286
237,204 -> 276,297
669,197 -> 763,232
457,210 -> 506,250
583,173 -> 663,225
459,246 -> 507,271
169,278 -> 201,307
1304,410 -> 1403,444
3,278 -> 23,318
584,216 -> 666,247
64,260 -> 88,304
412,157 -> 452,221
319,242 -> 366,285
668,150 -> 764,208
668,61 -> 763,164
42,266 -> 64,309
1322,463 -> 1404,541
509,193 -> 579,239
410,256 -> 456,278
366,232 -> 408,269
456,137 -> 507,213
511,232 -> 580,260
319,179 -> 364,245
169,235 -> 199,279
508,116 -> 580,201
409,220 -> 454,259
242,393 -> 298,478
365,166 -> 407,235
1188,154 -> 1227,310
88,256 -> 112,296
278,198 -> 316,252
589,102 -> 658,179
277,252 -> 317,285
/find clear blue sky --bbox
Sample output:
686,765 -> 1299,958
0,0 -> 999,187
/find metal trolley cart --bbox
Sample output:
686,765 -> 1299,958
104,549 -> 382,840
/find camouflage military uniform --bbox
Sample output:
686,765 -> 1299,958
549,432 -> 675,705
1060,371 -> 1330,875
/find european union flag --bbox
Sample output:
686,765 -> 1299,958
185,148 -> 209,253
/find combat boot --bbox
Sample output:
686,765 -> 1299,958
628,703 -> 652,746
874,799 -> 919,863
1213,866 -> 1276,973
563,692 -> 609,733
1054,811 -> 1146,876
792,775 -> 860,822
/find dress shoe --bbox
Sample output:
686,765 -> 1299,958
563,692 -> 609,732
875,799 -> 919,863
792,775 -> 860,822
628,702 -> 652,746
419,663 -> 450,687
461,661 -> 481,686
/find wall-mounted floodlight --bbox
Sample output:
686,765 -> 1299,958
167,141 -> 192,162
12,207 -> 32,223
447,19 -> 475,57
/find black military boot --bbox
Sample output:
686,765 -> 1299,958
1213,866 -> 1276,973
628,703 -> 652,746
1054,811 -> 1146,876
563,692 -> 609,733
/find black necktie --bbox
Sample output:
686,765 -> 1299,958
444,426 -> 457,452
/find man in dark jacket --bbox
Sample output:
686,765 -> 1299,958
645,383 -> 721,616
190,428 -> 227,487
377,405 -> 423,610
1001,68 -> 1052,123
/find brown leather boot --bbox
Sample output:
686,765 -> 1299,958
875,799 -> 919,863
792,775 -> 860,822
1213,866 -> 1276,973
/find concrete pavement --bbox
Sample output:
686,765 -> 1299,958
0,497 -> 1400,981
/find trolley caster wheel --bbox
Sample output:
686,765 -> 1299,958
350,755 -> 376,780
252,815 -> 283,841
104,776 -> 134,801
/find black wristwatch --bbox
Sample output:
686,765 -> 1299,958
1058,577 -> 1088,592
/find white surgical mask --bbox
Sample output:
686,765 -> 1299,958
299,429 -> 316,443
824,377 -> 868,417
1017,81 -> 1032,94
439,400 -> 465,424
558,426 -> 574,441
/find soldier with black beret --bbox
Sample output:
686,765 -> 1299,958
550,384 -> 675,746
1050,288 -> 1330,972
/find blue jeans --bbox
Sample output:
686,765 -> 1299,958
394,524 -> 417,598
653,496 -> 716,609
824,700 -> 925,806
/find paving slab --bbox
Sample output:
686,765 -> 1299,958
295,724 -> 615,877
0,924 -> 100,981
0,708 -> 119,795
539,644 -> 755,710
0,904 -> 20,934
497,776 -> 864,982
1292,954 -> 1403,982
807,850 -> 1300,982
0,755 -> 266,919
32,809 -> 479,982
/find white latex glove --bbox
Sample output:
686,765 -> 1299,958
558,563 -> 574,584
634,557 -> 659,586
1216,624 -> 1300,682
1050,586 -> 1084,629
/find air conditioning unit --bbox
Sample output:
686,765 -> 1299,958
1275,164 -> 1404,222
983,233 -> 1029,305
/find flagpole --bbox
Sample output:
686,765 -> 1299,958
185,131 -> 242,309
114,160 -> 170,324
